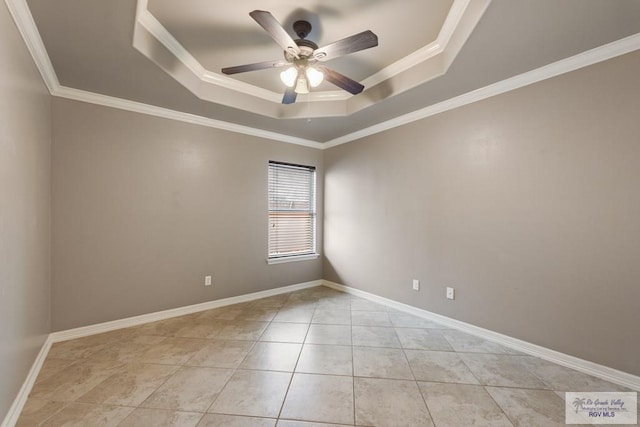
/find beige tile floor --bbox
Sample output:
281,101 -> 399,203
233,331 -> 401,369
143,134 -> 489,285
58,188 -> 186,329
17,286 -> 635,426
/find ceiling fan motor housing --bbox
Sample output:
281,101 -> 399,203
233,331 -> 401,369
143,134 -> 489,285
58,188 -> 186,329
285,40 -> 318,62
222,11 -> 378,103
282,21 -> 318,62
293,20 -> 312,39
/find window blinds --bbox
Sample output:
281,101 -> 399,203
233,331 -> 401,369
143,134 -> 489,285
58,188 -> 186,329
268,161 -> 316,259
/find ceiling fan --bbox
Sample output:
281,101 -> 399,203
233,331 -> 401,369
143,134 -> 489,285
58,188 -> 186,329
222,10 -> 379,104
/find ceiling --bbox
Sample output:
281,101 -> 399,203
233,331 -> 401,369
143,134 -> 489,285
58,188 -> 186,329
135,0 -> 468,115
146,0 -> 453,92
13,0 -> 640,145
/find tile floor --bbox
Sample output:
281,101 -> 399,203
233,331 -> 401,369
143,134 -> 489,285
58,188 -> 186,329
17,286 -> 635,426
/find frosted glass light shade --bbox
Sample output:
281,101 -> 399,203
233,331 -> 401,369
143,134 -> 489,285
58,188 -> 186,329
280,67 -> 297,87
306,67 -> 324,87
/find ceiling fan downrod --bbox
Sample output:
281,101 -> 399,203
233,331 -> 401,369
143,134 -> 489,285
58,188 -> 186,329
293,20 -> 312,39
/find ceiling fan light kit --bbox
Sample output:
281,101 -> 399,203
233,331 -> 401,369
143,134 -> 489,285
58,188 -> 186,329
222,10 -> 378,104
279,67 -> 298,87
306,67 -> 324,87
280,65 -> 324,92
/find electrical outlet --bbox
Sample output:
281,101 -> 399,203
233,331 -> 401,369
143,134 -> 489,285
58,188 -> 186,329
446,287 -> 455,300
205,275 -> 212,286
412,279 -> 420,291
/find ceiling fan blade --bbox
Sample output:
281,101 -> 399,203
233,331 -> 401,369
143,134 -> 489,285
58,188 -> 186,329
282,87 -> 297,104
318,66 -> 365,95
221,60 -> 288,75
313,30 -> 378,61
249,10 -> 301,58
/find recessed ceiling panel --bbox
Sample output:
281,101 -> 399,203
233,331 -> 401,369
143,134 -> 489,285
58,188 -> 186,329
148,0 -> 453,92
135,0 -> 486,118
20,0 -> 640,143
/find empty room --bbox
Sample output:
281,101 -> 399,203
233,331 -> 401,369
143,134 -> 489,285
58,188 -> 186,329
1,0 -> 639,426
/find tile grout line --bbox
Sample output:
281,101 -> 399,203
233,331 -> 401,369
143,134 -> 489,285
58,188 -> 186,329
130,328 -> 221,414
33,292 -> 342,423
391,320 -> 437,426
201,298 -> 280,417
453,341 -> 531,427
350,297 -> 357,426
45,331 -> 188,424
481,385 -> 517,427
21,287 -> 620,425
33,401 -> 71,427
274,291 -> 316,422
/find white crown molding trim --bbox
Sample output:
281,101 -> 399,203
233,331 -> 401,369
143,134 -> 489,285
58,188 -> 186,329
305,90 -> 350,102
134,0 -> 482,107
324,32 -> 640,149
360,0 -> 473,89
137,7 -> 205,77
437,0 -> 473,49
50,280 -> 323,343
0,335 -> 53,427
7,0 -> 639,149
135,0 -> 347,104
51,25 -> 640,151
322,280 -> 640,391
360,41 -> 442,90
52,86 -> 323,149
4,0 -> 59,93
136,8 -> 281,103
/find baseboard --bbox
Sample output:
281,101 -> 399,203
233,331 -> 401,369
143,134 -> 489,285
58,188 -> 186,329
322,280 -> 640,391
51,280 -> 323,342
1,335 -> 53,427
1,279 -> 322,427
5,278 -> 636,427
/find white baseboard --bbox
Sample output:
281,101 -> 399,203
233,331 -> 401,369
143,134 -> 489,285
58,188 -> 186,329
1,335 -> 53,427
322,280 -> 640,391
5,277 -> 637,427
51,280 -> 322,342
1,279 -> 322,427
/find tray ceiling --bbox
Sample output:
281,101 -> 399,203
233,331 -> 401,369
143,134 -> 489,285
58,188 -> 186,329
134,0 -> 486,118
13,0 -> 640,144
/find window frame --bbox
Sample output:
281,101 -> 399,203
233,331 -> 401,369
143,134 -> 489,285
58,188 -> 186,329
267,160 -> 319,264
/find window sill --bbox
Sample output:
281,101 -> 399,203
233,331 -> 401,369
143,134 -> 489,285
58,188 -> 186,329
267,253 -> 320,265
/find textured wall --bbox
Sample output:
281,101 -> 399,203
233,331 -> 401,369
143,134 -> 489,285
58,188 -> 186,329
0,2 -> 52,420
52,99 -> 323,331
324,51 -> 640,375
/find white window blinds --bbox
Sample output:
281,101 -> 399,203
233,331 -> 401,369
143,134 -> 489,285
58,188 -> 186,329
268,161 -> 317,259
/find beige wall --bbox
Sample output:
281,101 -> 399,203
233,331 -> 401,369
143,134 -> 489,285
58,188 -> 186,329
51,99 -> 323,331
0,2 -> 52,419
323,51 -> 640,375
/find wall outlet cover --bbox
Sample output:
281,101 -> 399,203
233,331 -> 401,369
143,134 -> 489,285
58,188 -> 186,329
412,279 -> 420,291
205,275 -> 212,286
446,286 -> 455,300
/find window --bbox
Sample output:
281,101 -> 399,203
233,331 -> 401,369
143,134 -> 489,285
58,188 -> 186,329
268,161 -> 317,263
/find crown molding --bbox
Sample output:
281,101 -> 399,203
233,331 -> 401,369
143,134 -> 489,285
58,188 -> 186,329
136,6 -> 282,104
135,0 -> 346,104
135,0 -> 477,104
6,0 -> 639,150
360,0 -> 475,90
53,86 -> 324,149
4,0 -> 58,93
133,0 -> 487,113
323,32 -> 640,148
